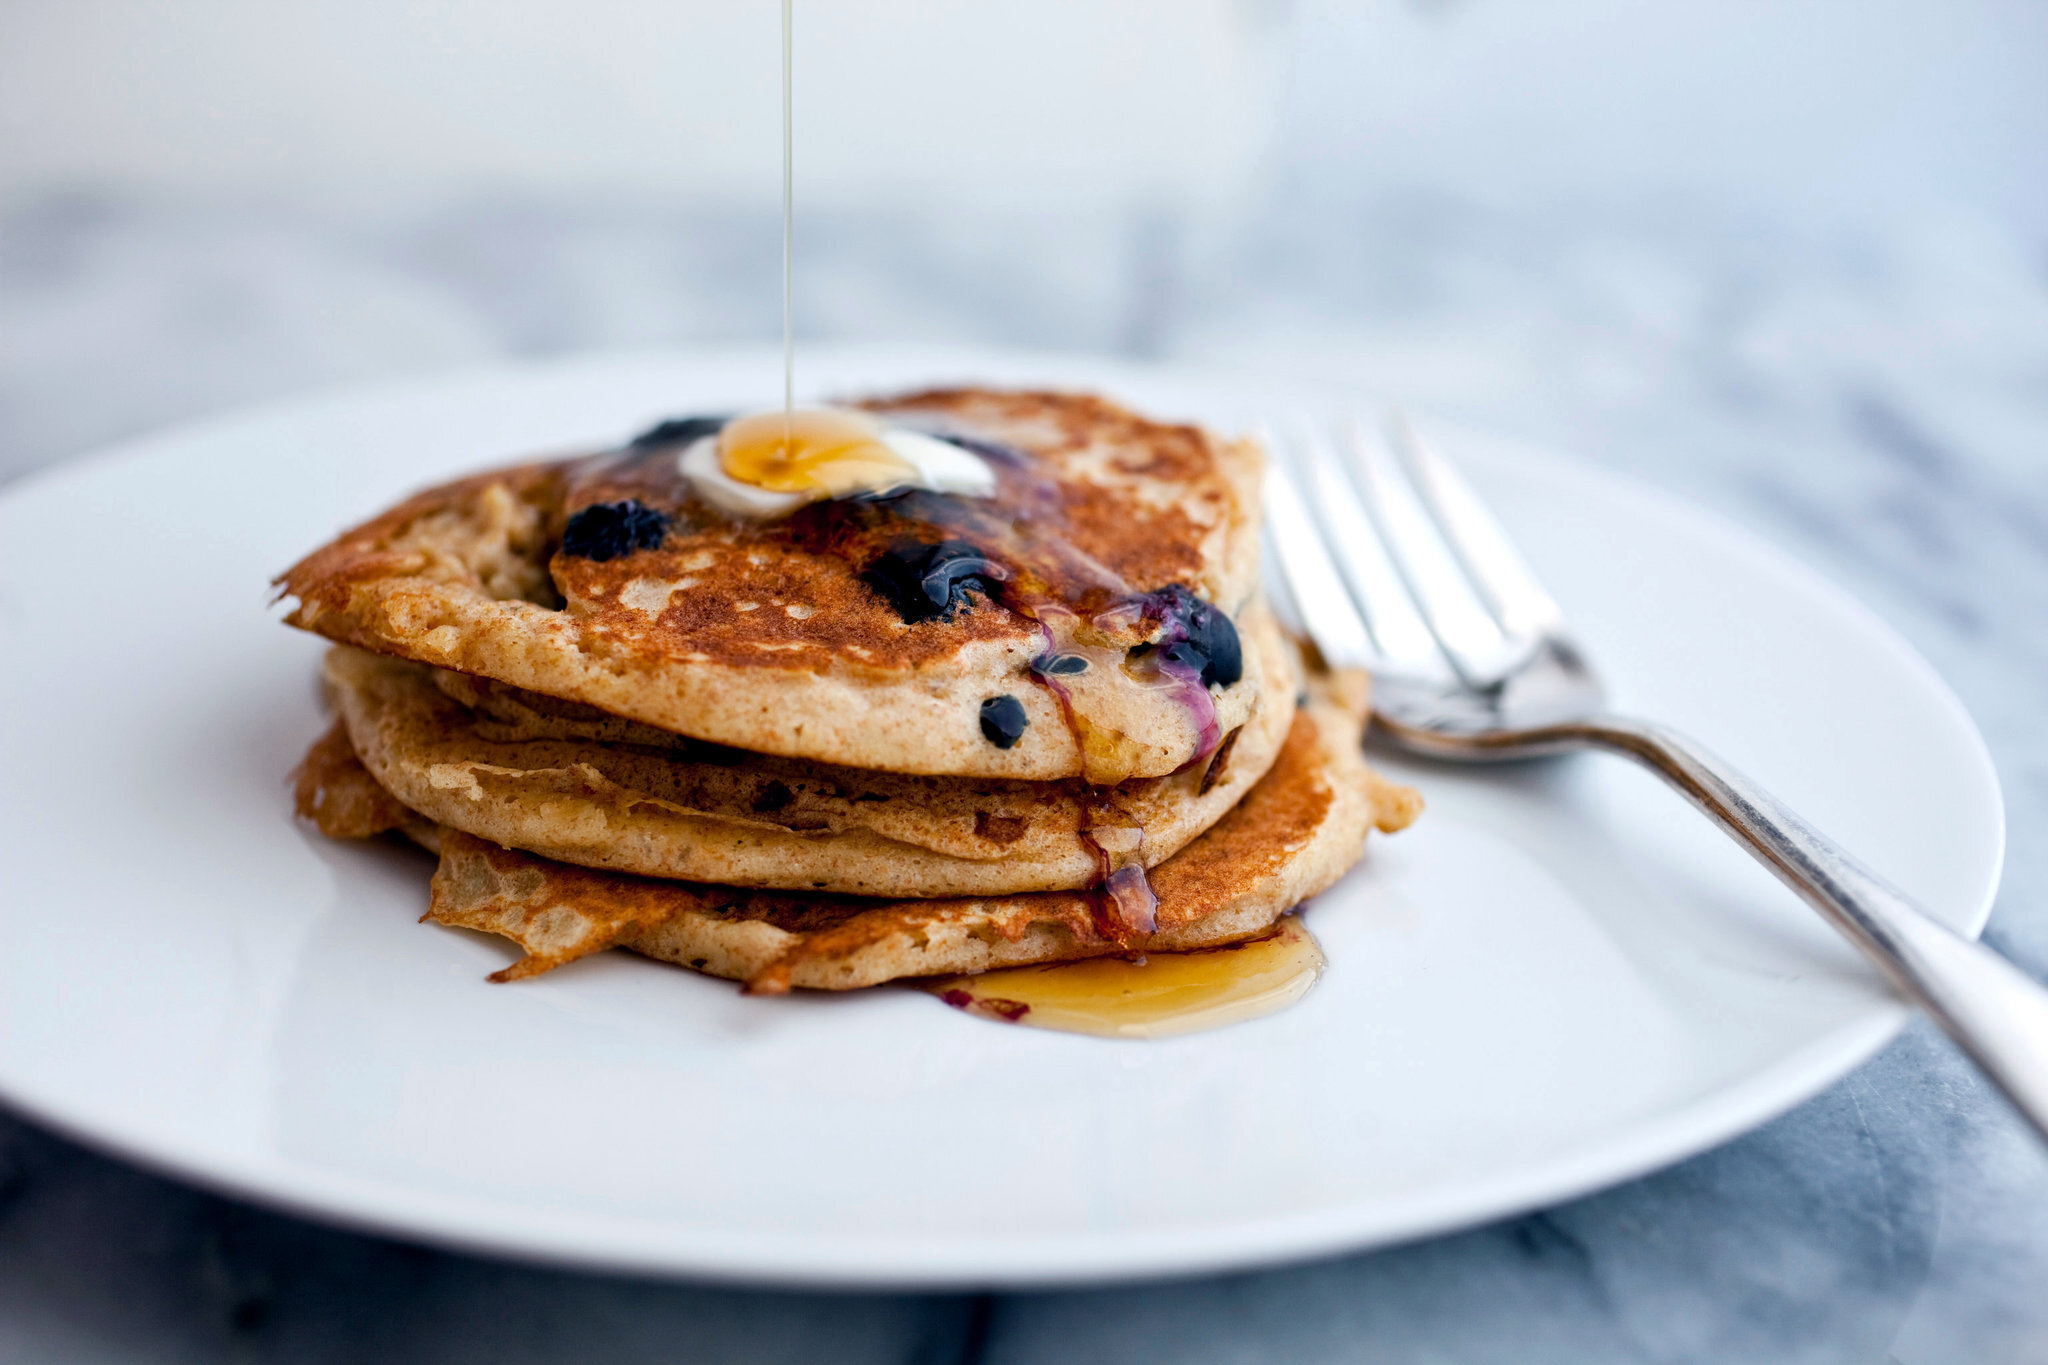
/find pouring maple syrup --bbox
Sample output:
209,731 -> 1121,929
926,917 -> 1326,1039
704,8 -> 992,509
780,0 -> 795,433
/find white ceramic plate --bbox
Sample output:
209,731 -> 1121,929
0,346 -> 2002,1287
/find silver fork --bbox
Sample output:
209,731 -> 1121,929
1265,415 -> 2048,1140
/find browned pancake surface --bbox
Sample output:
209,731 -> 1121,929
276,389 -> 1263,780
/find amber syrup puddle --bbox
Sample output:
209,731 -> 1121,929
925,917 -> 1325,1039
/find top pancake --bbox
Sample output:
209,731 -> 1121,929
277,389 -> 1264,780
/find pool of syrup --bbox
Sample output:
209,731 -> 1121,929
926,917 -> 1325,1039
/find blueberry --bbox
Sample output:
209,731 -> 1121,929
628,415 -> 728,449
1144,584 -> 1242,689
979,695 -> 1029,748
560,500 -> 671,561
862,539 -> 1006,623
1038,654 -> 1089,676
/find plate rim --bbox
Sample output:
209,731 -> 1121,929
0,343 -> 2006,1287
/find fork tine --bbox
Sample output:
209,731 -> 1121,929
1285,423 -> 1442,674
1386,414 -> 1564,639
1259,437 -> 1374,671
1337,421 -> 1519,686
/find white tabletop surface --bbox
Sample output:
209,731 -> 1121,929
4,78 -> 2048,1365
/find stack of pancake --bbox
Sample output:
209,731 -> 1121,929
278,388 -> 1420,994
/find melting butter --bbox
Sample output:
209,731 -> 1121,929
927,917 -> 1325,1039
680,407 -> 994,519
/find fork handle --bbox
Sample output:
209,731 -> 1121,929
1582,716 -> 2048,1139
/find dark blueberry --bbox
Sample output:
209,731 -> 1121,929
1038,654 -> 1090,676
628,415 -> 728,449
560,500 -> 671,561
979,695 -> 1029,748
862,539 -> 1006,623
1190,615 -> 1243,688
1145,584 -> 1242,689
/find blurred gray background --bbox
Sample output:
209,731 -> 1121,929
3,2 -> 2047,1361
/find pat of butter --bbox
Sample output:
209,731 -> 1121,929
678,409 -> 996,519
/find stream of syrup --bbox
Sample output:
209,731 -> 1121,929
781,0 -> 795,439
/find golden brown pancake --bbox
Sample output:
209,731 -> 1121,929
275,390 -> 1264,783
292,719 -> 441,849
293,720 -> 418,841
317,600 -> 1295,898
289,672 -> 1422,993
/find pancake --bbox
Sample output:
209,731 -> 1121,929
276,389 -> 1264,783
413,671 -> 1422,993
293,719 -> 421,842
319,599 -> 1294,898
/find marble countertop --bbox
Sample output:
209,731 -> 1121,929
2,180 -> 2045,1363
